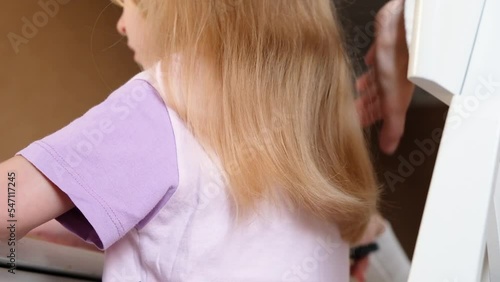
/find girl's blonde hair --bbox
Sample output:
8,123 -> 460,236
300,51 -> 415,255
114,0 -> 379,244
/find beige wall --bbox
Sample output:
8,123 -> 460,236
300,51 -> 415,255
0,0 -> 140,160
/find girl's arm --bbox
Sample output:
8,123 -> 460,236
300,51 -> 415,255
0,79 -> 179,251
0,156 -> 74,241
27,220 -> 100,252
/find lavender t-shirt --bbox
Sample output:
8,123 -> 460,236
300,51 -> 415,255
16,77 -> 179,250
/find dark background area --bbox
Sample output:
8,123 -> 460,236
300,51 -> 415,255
337,0 -> 449,258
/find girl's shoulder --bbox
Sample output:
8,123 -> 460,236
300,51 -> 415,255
126,62 -> 182,120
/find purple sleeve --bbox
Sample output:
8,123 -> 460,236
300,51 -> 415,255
16,79 -> 179,250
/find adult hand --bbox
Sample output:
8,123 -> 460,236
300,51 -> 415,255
356,0 -> 415,154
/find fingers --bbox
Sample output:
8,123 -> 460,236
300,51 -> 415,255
363,0 -> 412,154
356,95 -> 382,128
358,96 -> 382,128
379,110 -> 406,155
356,70 -> 375,93
375,66 -> 414,154
350,257 -> 369,282
364,44 -> 376,67
356,71 -> 383,127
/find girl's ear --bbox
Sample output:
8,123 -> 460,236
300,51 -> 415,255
111,0 -> 124,7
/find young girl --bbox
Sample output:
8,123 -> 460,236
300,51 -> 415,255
1,0 -> 379,280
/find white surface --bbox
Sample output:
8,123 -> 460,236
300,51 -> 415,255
365,222 -> 410,282
409,96 -> 500,281
409,0 -> 500,280
404,0 -> 415,49
407,0 -> 486,105
405,0 -> 447,108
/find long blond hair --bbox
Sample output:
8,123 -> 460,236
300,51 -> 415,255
114,0 -> 379,243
